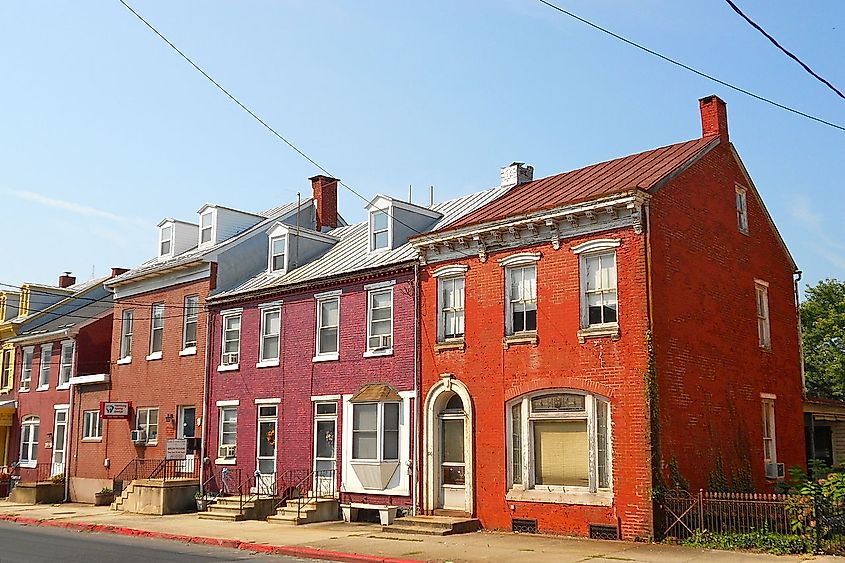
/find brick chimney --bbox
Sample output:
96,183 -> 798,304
699,95 -> 728,143
310,175 -> 339,232
111,267 -> 129,278
58,272 -> 76,288
500,162 -> 534,189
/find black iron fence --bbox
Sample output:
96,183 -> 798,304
113,458 -> 200,496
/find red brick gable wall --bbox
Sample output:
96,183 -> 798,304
649,142 -> 804,492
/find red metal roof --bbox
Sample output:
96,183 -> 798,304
447,137 -> 717,231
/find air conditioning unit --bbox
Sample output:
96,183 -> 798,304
375,334 -> 392,349
222,352 -> 239,365
130,429 -> 146,444
765,462 -> 785,479
218,445 -> 236,459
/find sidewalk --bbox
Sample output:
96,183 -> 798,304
0,500 -> 838,562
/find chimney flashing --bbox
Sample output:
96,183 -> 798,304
699,95 -> 729,143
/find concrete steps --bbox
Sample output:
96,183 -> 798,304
383,515 -> 481,536
198,495 -> 276,522
110,482 -> 135,511
267,498 -> 339,526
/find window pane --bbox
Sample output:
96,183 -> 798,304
353,404 -> 377,431
184,321 -> 197,347
531,393 -> 586,413
152,330 -> 163,354
588,293 -> 604,325
373,231 -> 389,249
512,403 -> 522,485
442,419 -> 464,463
321,300 -> 338,326
373,211 -> 388,231
597,400 -> 610,488
533,420 -> 589,487
524,306 -> 537,331
201,227 -> 212,244
258,421 -> 275,457
383,404 -> 400,461
603,292 -> 618,323
316,403 -> 336,415
353,432 -> 377,459
265,311 -> 280,335
262,336 -> 279,360
316,420 -> 335,458
272,237 -> 286,255
585,256 -> 601,291
384,403 -> 399,431
319,327 -> 338,353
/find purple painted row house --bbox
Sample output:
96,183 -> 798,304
202,176 -> 504,522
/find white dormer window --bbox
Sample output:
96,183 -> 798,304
370,210 -> 390,251
160,225 -> 173,257
270,236 -> 287,273
200,212 -> 213,245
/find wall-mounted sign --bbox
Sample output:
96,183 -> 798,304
100,401 -> 131,419
166,439 -> 188,460
0,412 -> 13,427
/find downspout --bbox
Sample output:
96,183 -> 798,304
793,271 -> 805,392
412,262 -> 420,516
642,201 -> 658,537
199,303 -> 213,494
64,337 -> 78,502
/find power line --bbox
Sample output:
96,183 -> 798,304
537,0 -> 845,133
724,0 -> 845,102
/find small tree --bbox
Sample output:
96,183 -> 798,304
801,279 -> 845,400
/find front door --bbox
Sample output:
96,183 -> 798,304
177,406 -> 196,474
51,408 -> 68,477
313,402 -> 337,496
438,393 -> 466,510
256,405 -> 277,494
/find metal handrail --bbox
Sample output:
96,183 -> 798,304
201,466 -> 240,507
273,468 -> 311,510
291,469 -> 336,521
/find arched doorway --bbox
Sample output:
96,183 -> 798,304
423,377 -> 473,514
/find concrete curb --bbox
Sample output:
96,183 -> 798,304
0,514 -> 417,563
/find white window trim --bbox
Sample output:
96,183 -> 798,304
19,416 -> 40,468
254,397 -> 282,405
259,306 -> 281,364
199,210 -> 215,247
504,264 -> 538,336
217,405 -> 238,464
37,344 -> 52,391
431,264 -> 469,278
437,275 -> 466,343
368,207 -> 392,252
159,224 -> 174,258
577,249 -> 619,333
149,302 -> 165,357
762,398 -> 778,466
82,410 -> 103,441
570,238 -> 622,255
755,281 -> 771,350
314,295 -> 341,362
349,401 -> 401,463
57,340 -> 75,390
219,311 -> 242,371
181,295 -> 199,353
736,185 -> 749,234
506,390 -> 613,505
268,234 -> 289,274
119,309 -> 133,361
135,407 -> 159,446
497,252 -> 541,268
19,346 -> 34,392
363,279 -> 396,291
365,287 -> 394,357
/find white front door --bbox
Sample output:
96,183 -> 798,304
256,405 -> 277,494
437,392 -> 468,511
177,406 -> 196,474
313,402 -> 337,496
51,408 -> 68,477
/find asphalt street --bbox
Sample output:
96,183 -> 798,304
0,521 -> 320,563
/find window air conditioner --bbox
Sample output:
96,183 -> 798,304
130,429 -> 146,444
218,445 -> 236,459
765,462 -> 785,479
223,352 -> 239,365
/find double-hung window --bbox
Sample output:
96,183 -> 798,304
19,416 -> 39,467
58,341 -> 74,387
508,391 -> 611,496
200,212 -> 213,245
20,347 -> 33,391
182,295 -> 199,351
756,281 -> 771,349
366,288 -> 393,352
270,236 -> 286,273
83,410 -> 102,440
38,344 -> 52,389
315,295 -> 340,360
160,225 -> 172,257
370,210 -> 389,251
218,406 -> 237,458
135,407 -> 159,444
0,348 -> 12,391
507,265 -> 537,335
351,402 -> 400,462
259,306 -> 281,364
762,397 -> 777,466
119,309 -> 133,361
736,186 -> 749,234
149,303 -> 164,358
583,253 -> 617,327
439,276 -> 465,341
220,312 -> 241,368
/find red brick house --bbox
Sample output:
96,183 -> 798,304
203,177 -> 505,522
411,96 -> 804,539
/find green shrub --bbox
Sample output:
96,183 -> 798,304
680,529 -> 810,555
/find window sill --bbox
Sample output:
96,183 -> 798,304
116,357 -> 132,365
256,359 -> 280,368
506,488 -> 613,506
36,385 -> 49,392
577,324 -> 619,343
217,364 -> 239,372
759,345 -> 773,353
312,353 -> 339,363
179,347 -> 197,357
56,384 -> 70,391
363,348 -> 393,358
503,332 -> 538,349
19,387 -> 30,393
145,352 -> 163,361
435,340 -> 465,353
82,438 -> 103,443
215,458 -> 237,465
18,461 -> 37,469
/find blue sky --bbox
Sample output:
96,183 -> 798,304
2,1 -> 843,294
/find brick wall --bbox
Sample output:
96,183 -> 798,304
649,142 -> 805,492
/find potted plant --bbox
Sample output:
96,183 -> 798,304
94,487 -> 114,506
194,490 -> 206,511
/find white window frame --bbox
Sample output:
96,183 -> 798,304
756,280 -> 771,350
438,276 -> 465,342
37,344 -> 52,390
0,348 -> 13,391
148,302 -> 164,359
83,410 -> 102,441
218,406 -> 238,461
20,346 -> 34,391
219,310 -> 241,371
365,287 -> 393,356
135,407 -> 159,445
19,416 -> 40,468
762,397 -> 777,466
369,208 -> 391,252
350,401 -> 401,462
268,235 -> 288,274
159,224 -> 173,257
119,309 -> 133,362
199,211 -> 214,246
258,305 -> 281,366
182,295 -> 199,353
501,254 -> 540,336
314,293 -> 340,362
571,239 -> 621,334
507,390 -> 612,503
736,186 -> 749,234
57,340 -> 74,389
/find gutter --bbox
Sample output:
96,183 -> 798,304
411,262 -> 420,516
794,271 -> 805,393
